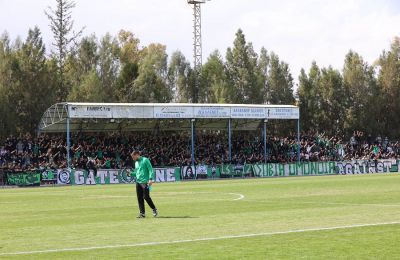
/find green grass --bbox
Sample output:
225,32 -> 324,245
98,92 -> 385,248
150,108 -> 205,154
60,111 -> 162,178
1,174 -> 400,259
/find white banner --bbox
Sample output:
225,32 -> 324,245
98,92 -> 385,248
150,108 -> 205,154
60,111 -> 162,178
153,106 -> 193,118
57,169 -> 71,185
195,165 -> 208,176
194,107 -> 230,118
111,106 -> 155,118
67,104 -> 300,120
155,168 -> 177,182
267,107 -> 300,119
231,107 -> 266,119
69,105 -> 113,118
336,160 -> 399,175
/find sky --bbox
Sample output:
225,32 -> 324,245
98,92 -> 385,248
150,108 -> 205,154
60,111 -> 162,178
1,0 -> 400,83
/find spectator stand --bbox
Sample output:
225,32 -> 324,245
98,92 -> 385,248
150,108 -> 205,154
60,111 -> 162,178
39,103 -> 301,169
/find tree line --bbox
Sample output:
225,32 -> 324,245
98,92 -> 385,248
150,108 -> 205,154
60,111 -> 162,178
0,0 -> 399,139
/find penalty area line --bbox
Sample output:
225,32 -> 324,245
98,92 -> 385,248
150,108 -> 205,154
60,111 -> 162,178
1,221 -> 400,256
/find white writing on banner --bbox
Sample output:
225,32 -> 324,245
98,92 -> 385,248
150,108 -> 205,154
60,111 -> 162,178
153,106 -> 193,118
69,105 -> 113,118
336,160 -> 398,175
66,104 -> 300,120
98,170 -> 120,184
231,107 -> 266,119
266,107 -> 299,119
194,107 -> 230,118
71,169 -> 134,185
155,168 -> 176,182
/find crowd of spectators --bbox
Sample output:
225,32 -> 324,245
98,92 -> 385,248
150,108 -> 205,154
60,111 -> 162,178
0,131 -> 399,172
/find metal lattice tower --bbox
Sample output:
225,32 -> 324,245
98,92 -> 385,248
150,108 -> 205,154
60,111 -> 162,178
188,0 -> 208,103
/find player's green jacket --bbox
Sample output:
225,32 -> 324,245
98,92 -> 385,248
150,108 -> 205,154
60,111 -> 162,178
133,156 -> 154,184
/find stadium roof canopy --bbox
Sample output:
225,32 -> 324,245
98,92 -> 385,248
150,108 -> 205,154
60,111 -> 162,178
39,103 -> 300,133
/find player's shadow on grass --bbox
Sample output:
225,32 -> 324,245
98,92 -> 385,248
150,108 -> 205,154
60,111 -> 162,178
156,216 -> 197,219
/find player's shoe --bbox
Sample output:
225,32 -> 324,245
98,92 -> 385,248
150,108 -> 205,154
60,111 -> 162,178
136,213 -> 145,219
152,209 -> 158,217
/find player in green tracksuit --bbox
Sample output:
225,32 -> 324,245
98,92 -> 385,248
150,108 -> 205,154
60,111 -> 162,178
131,151 -> 158,218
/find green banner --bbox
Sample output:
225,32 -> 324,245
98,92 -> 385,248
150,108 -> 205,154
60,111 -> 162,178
252,162 -> 336,177
207,166 -> 221,178
7,172 -> 41,186
221,164 -> 252,177
41,170 -> 57,181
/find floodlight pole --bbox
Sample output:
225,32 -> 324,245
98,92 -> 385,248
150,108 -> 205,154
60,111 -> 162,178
188,0 -> 207,103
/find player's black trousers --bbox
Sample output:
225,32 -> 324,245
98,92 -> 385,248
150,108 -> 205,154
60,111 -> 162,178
136,183 -> 156,214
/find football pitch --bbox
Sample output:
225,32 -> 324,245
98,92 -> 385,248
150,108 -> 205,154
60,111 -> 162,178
1,174 -> 400,259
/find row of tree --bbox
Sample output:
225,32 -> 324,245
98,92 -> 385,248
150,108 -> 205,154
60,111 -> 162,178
0,25 -> 295,136
298,38 -> 400,138
0,0 -> 399,139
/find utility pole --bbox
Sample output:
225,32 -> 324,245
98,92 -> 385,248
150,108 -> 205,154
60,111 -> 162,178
187,0 -> 208,103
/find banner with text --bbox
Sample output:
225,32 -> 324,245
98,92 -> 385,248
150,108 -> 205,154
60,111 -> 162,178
7,172 -> 41,186
67,104 -> 300,120
221,164 -> 253,177
252,162 -> 336,177
64,168 -> 181,185
155,167 -> 181,182
336,160 -> 399,175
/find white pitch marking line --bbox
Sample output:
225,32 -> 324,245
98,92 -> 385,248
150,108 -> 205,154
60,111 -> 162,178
229,193 -> 245,201
302,201 -> 400,207
1,221 -> 400,256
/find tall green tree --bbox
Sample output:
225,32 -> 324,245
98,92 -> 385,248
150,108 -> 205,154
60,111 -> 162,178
132,43 -> 171,102
168,51 -> 193,102
297,62 -> 321,132
64,34 -> 98,96
226,29 -> 263,104
45,0 -> 84,100
68,70 -> 107,102
10,27 -> 54,133
265,52 -> 295,105
115,30 -> 141,102
98,33 -> 120,101
377,37 -> 400,138
201,50 -> 229,103
318,67 -> 346,135
343,51 -> 380,136
0,33 -> 16,137
257,47 -> 269,100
